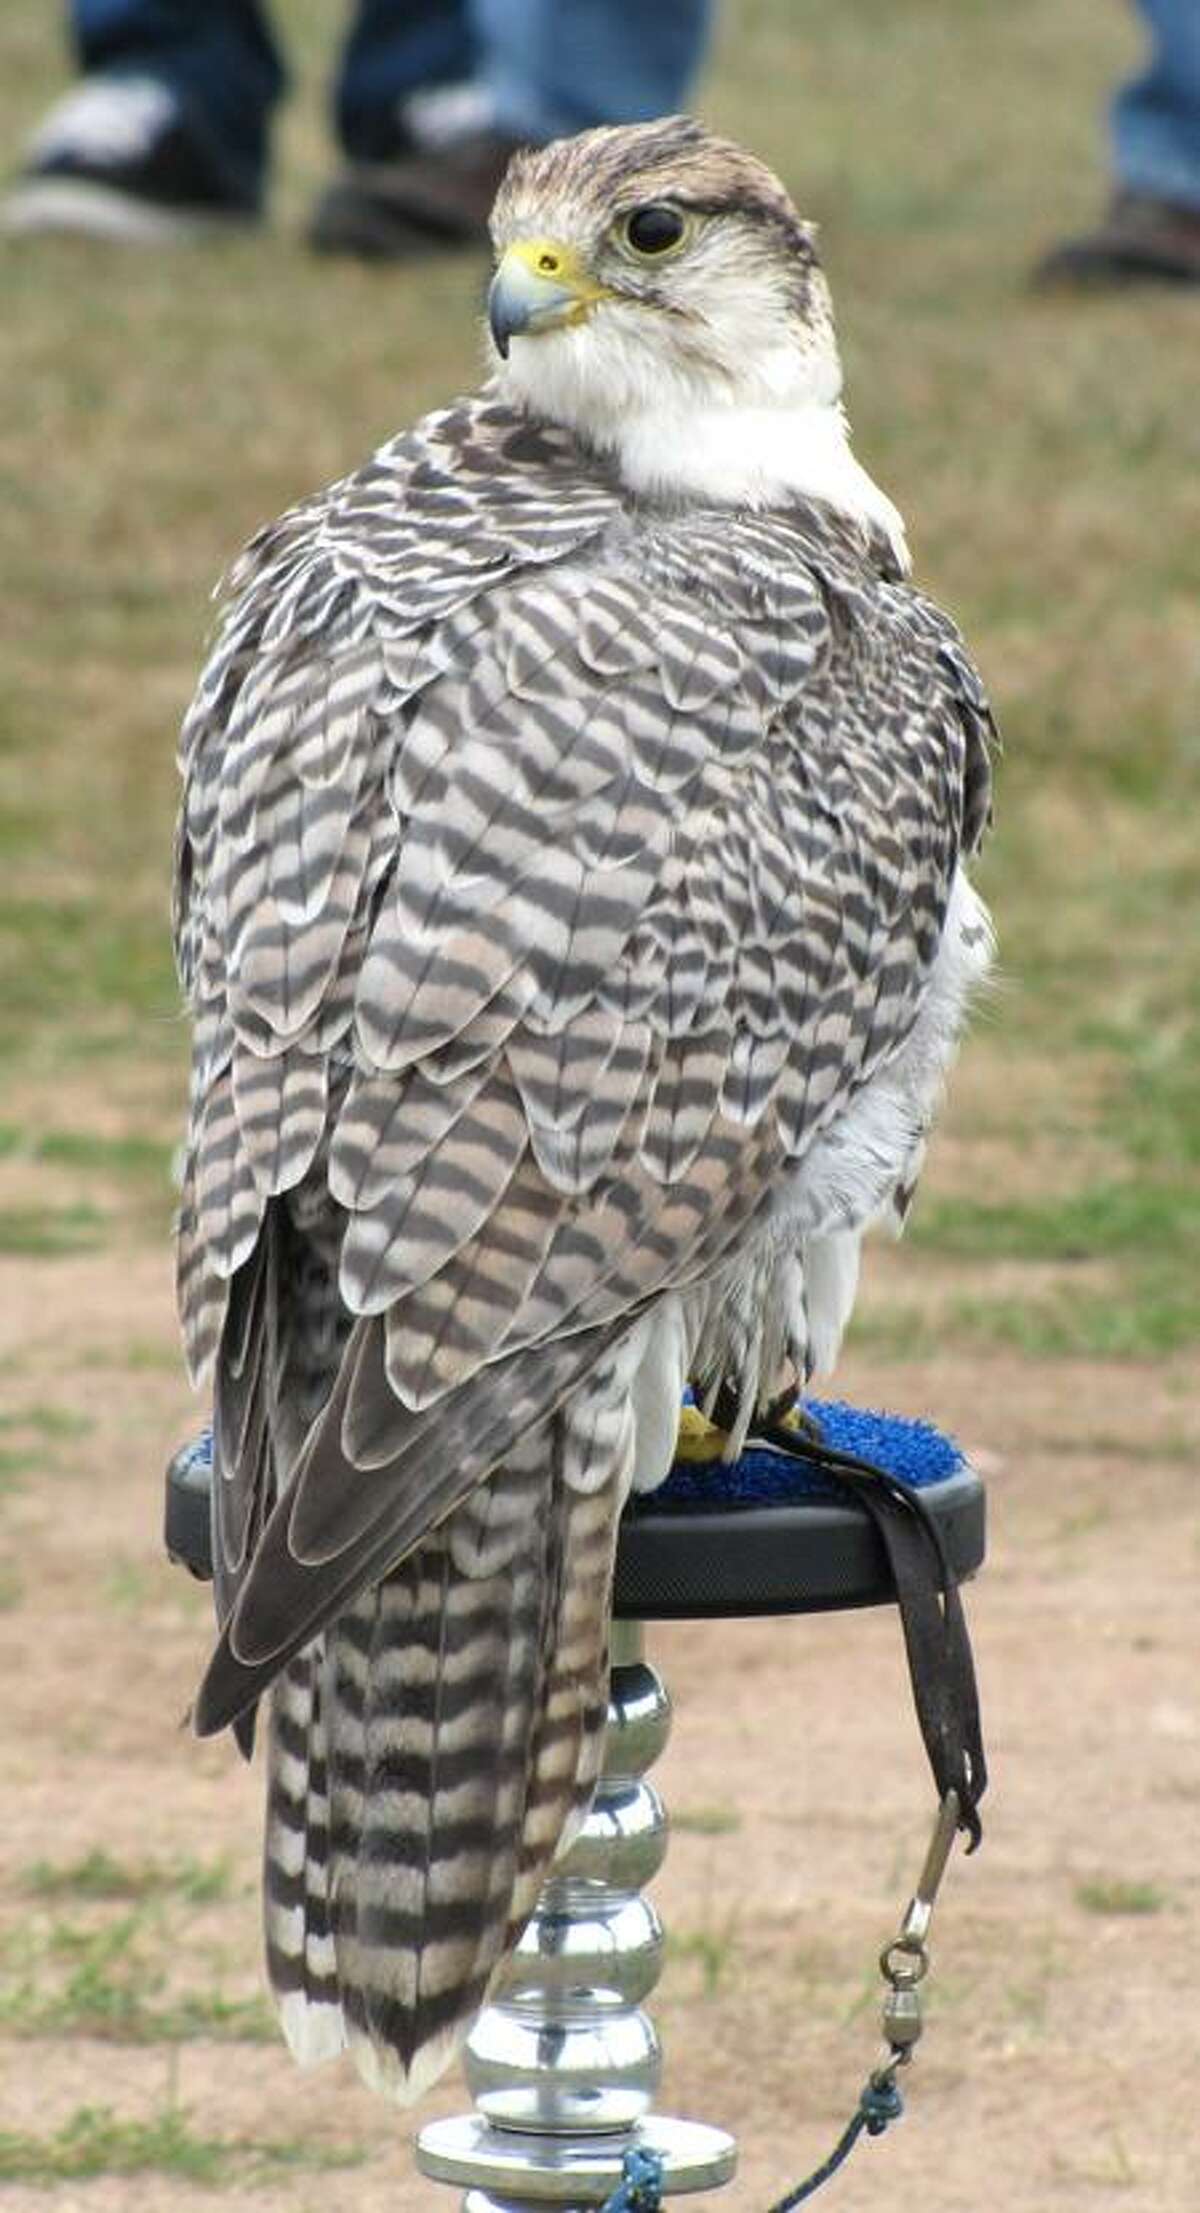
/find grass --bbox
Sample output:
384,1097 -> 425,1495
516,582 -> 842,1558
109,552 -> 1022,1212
0,2106 -> 234,2186
78,1335 -> 183,1372
667,1914 -> 741,1998
0,1406 -> 94,1503
0,1122 -> 176,1252
20,1849 -> 234,1904
1051,2130 -> 1139,2192
0,2103 -> 363,2185
103,1556 -> 158,1613
916,1168 -> 1195,1354
856,1271 -> 1200,1363
916,1183 -> 1200,1266
0,1861 -> 270,2053
2,2 -> 1196,1370
1074,1879 -> 1167,1919
0,1448 -> 34,1498
1003,1932 -> 1061,2038
904,1174 -> 1200,1358
672,1805 -> 741,1837
0,1910 -> 276,2045
0,1204 -> 108,1258
0,1405 -> 92,1441
0,1124 -> 174,1179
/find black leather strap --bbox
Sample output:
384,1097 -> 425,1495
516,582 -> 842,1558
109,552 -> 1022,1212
755,1417 -> 987,1848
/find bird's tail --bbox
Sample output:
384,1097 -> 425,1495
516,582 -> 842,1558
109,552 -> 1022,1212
261,1380 -> 632,2101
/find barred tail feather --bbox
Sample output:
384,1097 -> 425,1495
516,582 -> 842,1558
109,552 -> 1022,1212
263,1646 -> 347,2067
334,1508 -> 548,2100
260,1388 -> 631,2102
508,1449 -> 623,1936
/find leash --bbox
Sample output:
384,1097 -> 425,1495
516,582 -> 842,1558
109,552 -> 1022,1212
599,1787 -> 964,2213
598,1395 -> 988,2212
755,1413 -> 987,1849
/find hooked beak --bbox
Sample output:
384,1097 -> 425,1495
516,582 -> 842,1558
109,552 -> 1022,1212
487,240 -> 610,357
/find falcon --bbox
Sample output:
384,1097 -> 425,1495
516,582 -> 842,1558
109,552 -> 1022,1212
173,115 -> 995,2103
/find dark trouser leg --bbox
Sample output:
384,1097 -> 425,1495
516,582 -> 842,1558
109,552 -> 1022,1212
473,0 -> 713,142
70,0 -> 284,202
1111,0 -> 1200,211
334,0 -> 473,162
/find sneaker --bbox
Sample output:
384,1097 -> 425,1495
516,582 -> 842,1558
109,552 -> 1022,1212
3,76 -> 257,243
308,127 -> 526,260
1034,189 -> 1200,289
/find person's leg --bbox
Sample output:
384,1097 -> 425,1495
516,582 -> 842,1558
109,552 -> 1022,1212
1034,0 -> 1200,286
1111,0 -> 1200,210
68,0 -> 285,199
312,0 -> 712,260
335,0 -> 474,162
315,0 -> 505,255
473,0 -> 713,144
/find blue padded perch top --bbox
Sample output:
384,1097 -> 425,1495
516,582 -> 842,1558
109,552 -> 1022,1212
642,1398 -> 964,1516
180,1400 -> 963,1514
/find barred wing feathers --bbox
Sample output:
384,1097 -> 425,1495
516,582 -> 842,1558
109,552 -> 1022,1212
173,395 -> 994,2095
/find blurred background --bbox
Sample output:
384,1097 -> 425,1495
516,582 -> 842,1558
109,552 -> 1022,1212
1,4 -> 1197,2209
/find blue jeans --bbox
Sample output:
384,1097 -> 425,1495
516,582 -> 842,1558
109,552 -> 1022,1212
71,0 -> 713,204
1112,0 -> 1200,212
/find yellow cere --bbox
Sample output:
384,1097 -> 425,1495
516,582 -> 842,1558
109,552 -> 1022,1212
505,237 -> 612,306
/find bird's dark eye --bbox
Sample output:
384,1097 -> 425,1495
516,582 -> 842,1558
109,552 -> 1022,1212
622,204 -> 687,257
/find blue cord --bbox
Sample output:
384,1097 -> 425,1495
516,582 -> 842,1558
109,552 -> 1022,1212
600,2077 -> 904,2213
764,2077 -> 905,2212
600,2146 -> 668,2213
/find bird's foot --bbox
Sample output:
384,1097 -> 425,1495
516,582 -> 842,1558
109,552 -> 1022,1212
676,1380 -> 821,1464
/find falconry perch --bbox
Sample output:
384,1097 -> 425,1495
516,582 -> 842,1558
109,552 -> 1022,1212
173,117 -> 995,2103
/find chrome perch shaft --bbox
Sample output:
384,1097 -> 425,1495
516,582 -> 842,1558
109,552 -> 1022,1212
417,1620 -> 737,2210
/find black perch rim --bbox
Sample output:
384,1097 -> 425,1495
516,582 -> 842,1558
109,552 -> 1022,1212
165,1437 -> 985,1622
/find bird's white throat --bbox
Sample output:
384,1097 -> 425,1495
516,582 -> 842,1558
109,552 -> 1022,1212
497,332 -> 908,569
611,395 -> 909,569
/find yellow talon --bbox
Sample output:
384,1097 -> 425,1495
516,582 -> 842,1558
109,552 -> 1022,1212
773,1400 -> 810,1434
673,1404 -> 729,1463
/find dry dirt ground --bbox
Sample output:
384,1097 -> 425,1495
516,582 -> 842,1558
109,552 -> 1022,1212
2,1192 -> 1197,2213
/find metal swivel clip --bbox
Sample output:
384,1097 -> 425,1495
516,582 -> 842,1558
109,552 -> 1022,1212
875,1787 -> 962,2071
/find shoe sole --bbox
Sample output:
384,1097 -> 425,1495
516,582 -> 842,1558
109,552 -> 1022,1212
308,187 -> 477,259
1034,238 -> 1200,288
3,176 -> 255,244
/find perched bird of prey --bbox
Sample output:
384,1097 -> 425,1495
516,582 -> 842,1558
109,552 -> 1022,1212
173,116 -> 995,2102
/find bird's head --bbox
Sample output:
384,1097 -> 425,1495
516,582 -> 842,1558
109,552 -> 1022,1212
482,113 -> 910,546
487,116 -> 844,451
